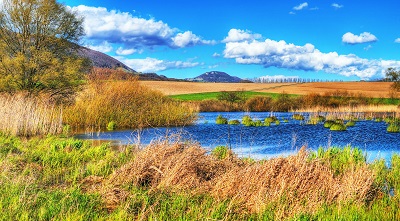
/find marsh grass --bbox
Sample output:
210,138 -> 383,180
64,78 -> 196,130
1,134 -> 399,220
0,93 -> 62,136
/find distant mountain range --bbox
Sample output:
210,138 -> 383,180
187,71 -> 243,83
78,47 -> 247,83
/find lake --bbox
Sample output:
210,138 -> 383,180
75,112 -> 400,163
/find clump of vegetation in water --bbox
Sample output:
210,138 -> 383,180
228,119 -> 240,125
242,115 -> 253,126
324,120 -> 335,128
216,115 -> 228,124
345,120 -> 356,127
330,122 -> 347,131
387,123 -> 400,133
292,114 -> 305,120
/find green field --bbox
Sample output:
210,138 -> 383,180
170,91 -> 298,101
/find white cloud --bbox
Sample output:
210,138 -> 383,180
342,32 -> 378,44
293,2 -> 308,11
222,29 -> 262,43
289,11 -> 296,15
364,45 -> 373,51
172,31 -> 215,48
395,38 -> 400,43
259,75 -> 299,80
72,5 -> 213,49
223,33 -> 400,79
213,52 -> 221,57
116,47 -> 141,56
85,41 -> 113,53
332,3 -> 344,9
116,57 -> 200,73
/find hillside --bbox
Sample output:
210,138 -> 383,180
187,71 -> 242,83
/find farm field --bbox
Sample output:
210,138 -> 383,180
140,81 -> 394,98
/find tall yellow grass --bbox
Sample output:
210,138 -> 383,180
0,94 -> 62,136
63,78 -> 197,130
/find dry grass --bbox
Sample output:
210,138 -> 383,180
0,93 -> 62,136
81,143 -> 376,219
141,81 -> 395,98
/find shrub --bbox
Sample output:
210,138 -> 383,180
216,115 -> 228,125
244,96 -> 273,112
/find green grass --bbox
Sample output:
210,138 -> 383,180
1,134 -> 400,220
170,91 -> 297,101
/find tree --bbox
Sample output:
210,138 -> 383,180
385,68 -> 400,91
217,90 -> 246,105
0,0 -> 90,99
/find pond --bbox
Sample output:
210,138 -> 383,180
75,112 -> 400,163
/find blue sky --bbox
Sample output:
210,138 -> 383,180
62,0 -> 400,81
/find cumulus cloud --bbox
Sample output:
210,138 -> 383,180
85,41 -> 113,53
222,29 -> 262,43
395,38 -> 400,43
72,5 -> 213,50
342,32 -> 378,44
332,3 -> 344,9
293,2 -> 308,11
116,57 -> 200,73
172,31 -> 215,48
223,33 -> 400,79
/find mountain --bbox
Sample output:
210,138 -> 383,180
77,46 -> 135,72
187,71 -> 243,83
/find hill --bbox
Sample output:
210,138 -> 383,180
187,71 -> 242,83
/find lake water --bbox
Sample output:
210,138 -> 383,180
75,112 -> 400,163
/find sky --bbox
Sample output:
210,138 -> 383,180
61,0 -> 400,81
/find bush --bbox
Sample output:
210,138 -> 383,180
324,120 -> 335,128
244,96 -> 273,112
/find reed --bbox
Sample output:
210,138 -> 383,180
0,93 -> 62,136
63,78 -> 197,130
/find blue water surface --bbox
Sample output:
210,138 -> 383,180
75,112 -> 400,163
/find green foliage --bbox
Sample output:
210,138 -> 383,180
211,145 -> 230,160
330,122 -> 347,131
345,120 -> 356,127
387,123 -> 400,133
0,0 -> 89,99
107,121 -> 117,131
217,90 -> 246,104
228,119 -> 240,125
310,146 -> 366,175
215,115 -> 228,124
242,115 -> 253,126
386,67 -> 400,91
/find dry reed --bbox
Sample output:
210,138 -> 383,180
81,142 -> 376,219
0,93 -> 62,136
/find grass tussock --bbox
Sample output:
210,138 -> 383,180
63,78 -> 197,130
0,93 -> 62,136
